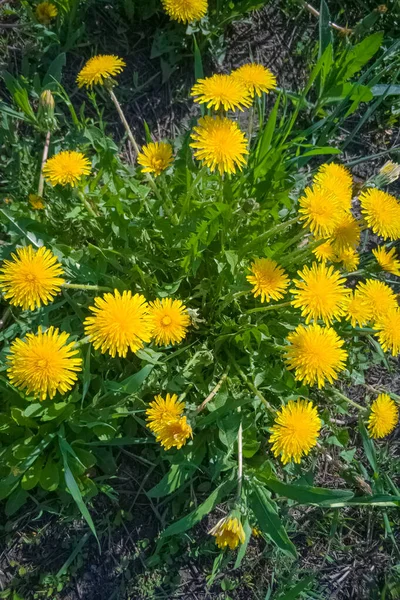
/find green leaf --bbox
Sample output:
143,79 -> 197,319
319,0 -> 332,58
81,344 -> 91,404
358,417 -> 378,474
275,575 -> 314,600
147,463 -> 194,498
21,455 -> 45,490
107,364 -> 154,394
250,484 -> 297,557
5,488 -> 28,517
342,32 -> 383,81
42,53 -> 66,89
328,494 -> 400,508
234,518 -> 252,569
40,455 -> 60,491
160,475 -> 236,539
262,478 -> 354,505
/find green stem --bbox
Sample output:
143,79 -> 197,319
237,415 -> 243,500
179,168 -> 205,224
62,283 -> 112,292
240,216 -> 298,257
227,350 -> 273,412
38,130 -> 51,198
0,307 -> 11,330
108,88 -> 163,204
331,388 -> 366,412
247,104 -> 254,150
247,300 -> 292,314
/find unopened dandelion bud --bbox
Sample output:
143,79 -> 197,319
378,161 -> 400,185
37,90 -> 57,131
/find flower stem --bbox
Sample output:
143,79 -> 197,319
331,388 -> 366,412
237,416 -> 243,500
247,105 -> 254,150
240,216 -> 298,257
227,350 -> 273,412
62,283 -> 112,292
247,300 -> 292,314
37,130 -> 51,198
197,370 -> 229,413
77,190 -> 99,219
108,88 -> 163,204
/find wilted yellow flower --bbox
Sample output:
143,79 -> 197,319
291,262 -> 351,325
372,246 -> 400,276
190,116 -> 248,176
137,142 -> 173,176
298,185 -> 343,238
84,290 -> 152,358
335,247 -> 360,271
345,291 -> 372,328
191,74 -> 252,112
146,393 -> 192,450
356,279 -> 398,321
0,245 -> 65,311
313,240 -> 335,262
331,214 -> 361,251
374,309 -> 400,356
359,188 -> 400,241
313,163 -> 353,212
209,516 -> 245,550
7,327 -> 81,401
161,0 -> 207,23
379,161 -> 400,184
285,323 -> 347,388
76,55 -> 126,88
232,63 -> 277,97
269,399 -> 321,464
148,297 -> 190,346
36,2 -> 57,24
28,194 -> 45,210
368,394 -> 398,438
246,258 -> 289,303
43,150 -> 91,187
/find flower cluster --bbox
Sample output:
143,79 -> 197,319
146,394 -> 192,450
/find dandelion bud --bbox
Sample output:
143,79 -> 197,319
378,161 -> 400,184
37,90 -> 57,132
40,90 -> 55,110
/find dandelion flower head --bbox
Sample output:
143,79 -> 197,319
345,291 -> 372,328
298,185 -> 344,238
359,188 -> 400,241
191,74 -> 252,112
77,55 -> 126,88
368,393 -> 398,438
36,2 -> 57,24
161,0 -> 208,23
43,151 -> 91,187
374,309 -> 400,356
232,63 -> 277,97
356,279 -> 398,321
137,142 -> 173,176
372,246 -> 400,276
246,258 -> 289,303
209,516 -> 245,550
148,297 -> 190,346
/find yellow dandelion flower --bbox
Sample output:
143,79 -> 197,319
84,290 -> 152,358
269,399 -> 321,464
191,74 -> 252,112
152,416 -> 192,450
137,142 -> 173,176
359,188 -> 400,241
252,527 -> 262,537
372,246 -> 400,276
43,151 -> 91,187
161,0 -> 207,23
7,326 -> 82,401
374,309 -> 400,356
232,63 -> 277,97
0,245 -> 65,311
313,163 -> 353,212
335,247 -> 360,272
298,185 -> 344,238
285,323 -> 348,388
345,291 -> 372,328
148,297 -> 190,346
368,393 -> 398,438
28,194 -> 45,210
36,2 -> 57,24
76,55 -> 126,88
313,240 -> 335,262
291,262 -> 351,325
331,214 -> 361,251
356,279 -> 398,321
246,258 -> 289,303
146,393 -> 185,434
190,116 -> 248,176
209,516 -> 245,550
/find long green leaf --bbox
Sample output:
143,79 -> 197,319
319,0 -> 332,58
358,418 -> 378,474
250,485 -> 297,558
275,576 -> 314,600
263,479 -> 354,505
329,494 -> 400,508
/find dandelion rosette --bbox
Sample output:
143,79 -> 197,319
372,246 -> 400,276
374,309 -> 400,356
209,516 -> 245,550
359,188 -> 400,240
313,163 -> 353,212
36,2 -> 57,24
7,327 -> 82,401
43,151 -> 91,187
161,0 -> 207,23
77,55 -> 126,88
368,393 -> 398,438
148,298 -> 190,346
191,74 -> 252,112
84,290 -> 152,358
232,63 -> 277,97
0,245 -> 65,311
345,291 -> 372,328
137,142 -> 173,176
356,279 -> 398,321
269,399 -> 321,464
285,323 -> 348,388
246,258 -> 289,303
190,116 -> 248,176
298,185 -> 343,238
291,262 -> 351,325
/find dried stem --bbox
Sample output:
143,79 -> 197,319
62,283 -> 112,292
300,1 -> 353,34
197,370 -> 229,413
